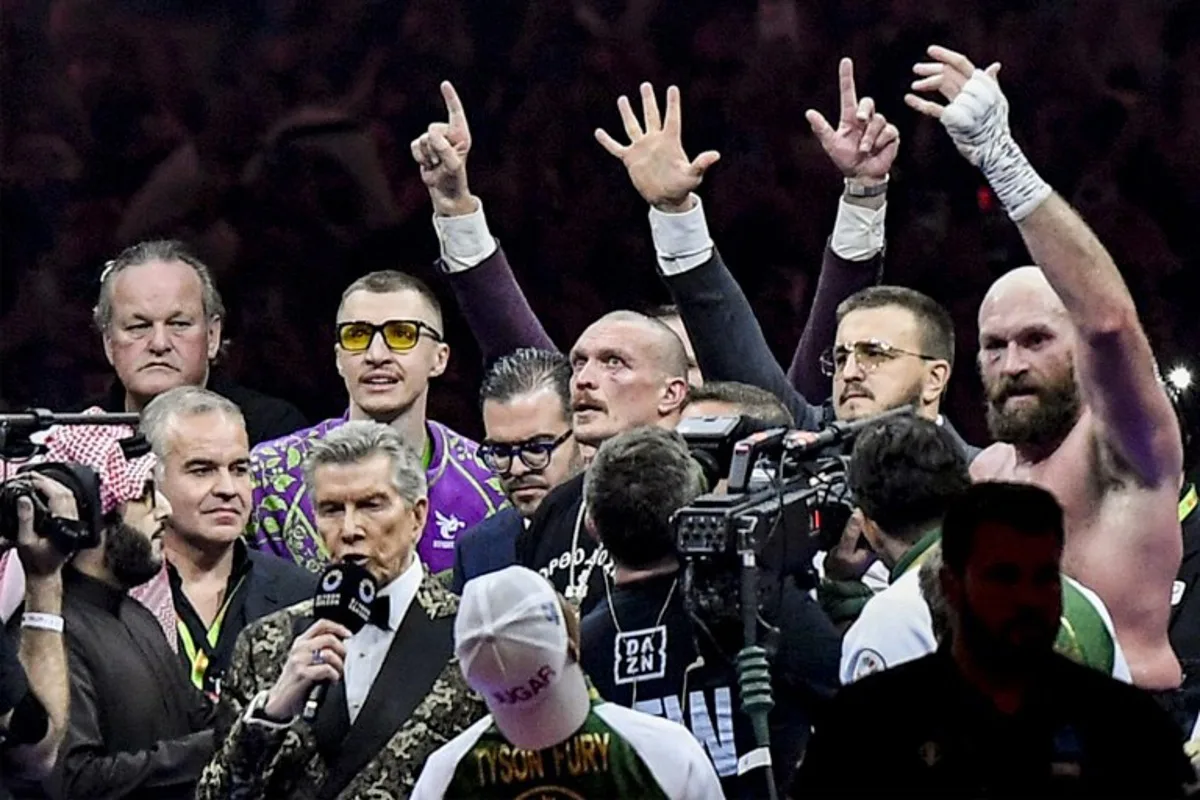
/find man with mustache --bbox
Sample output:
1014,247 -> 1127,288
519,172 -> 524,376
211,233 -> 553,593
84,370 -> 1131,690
905,46 -> 1185,691
516,310 -> 691,612
140,387 -> 314,701
453,349 -> 584,593
32,420 -> 218,800
92,239 -> 307,445
248,271 -> 507,576
794,483 -> 1194,799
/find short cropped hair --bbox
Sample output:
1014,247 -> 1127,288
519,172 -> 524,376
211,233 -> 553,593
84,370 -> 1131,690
940,482 -> 1065,575
585,310 -> 690,380
338,270 -> 444,329
94,240 -> 225,332
685,381 -> 795,427
585,427 -> 705,569
479,348 -> 571,420
836,286 -> 956,367
141,386 -> 244,460
303,421 -> 427,506
848,416 -> 971,543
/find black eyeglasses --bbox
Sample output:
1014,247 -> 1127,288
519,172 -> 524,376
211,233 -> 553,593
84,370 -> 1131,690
479,430 -> 573,474
820,339 -> 938,377
336,320 -> 443,353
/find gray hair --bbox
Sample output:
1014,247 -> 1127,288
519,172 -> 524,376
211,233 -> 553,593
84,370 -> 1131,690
94,240 -> 226,332
141,386 -> 245,460
303,421 -> 427,505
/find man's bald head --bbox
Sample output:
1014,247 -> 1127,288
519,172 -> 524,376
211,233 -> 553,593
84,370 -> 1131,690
569,310 -> 690,447
590,311 -> 690,379
977,266 -> 1082,448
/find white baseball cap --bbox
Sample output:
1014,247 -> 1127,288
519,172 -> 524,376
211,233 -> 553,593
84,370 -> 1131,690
455,566 -> 591,751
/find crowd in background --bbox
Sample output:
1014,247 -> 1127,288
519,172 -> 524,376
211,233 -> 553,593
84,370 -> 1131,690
3,0 -> 1200,445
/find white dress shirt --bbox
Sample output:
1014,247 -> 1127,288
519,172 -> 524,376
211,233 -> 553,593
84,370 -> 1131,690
648,194 -> 888,276
343,555 -> 424,724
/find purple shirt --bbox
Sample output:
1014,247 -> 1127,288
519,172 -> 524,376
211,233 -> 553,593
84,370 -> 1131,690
247,416 -> 507,574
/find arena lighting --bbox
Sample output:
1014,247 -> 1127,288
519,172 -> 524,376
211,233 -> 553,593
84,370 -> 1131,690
1168,366 -> 1193,393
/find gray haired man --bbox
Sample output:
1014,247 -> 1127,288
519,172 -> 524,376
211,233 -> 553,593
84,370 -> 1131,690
140,387 -> 314,701
196,421 -> 483,800
93,239 -> 306,444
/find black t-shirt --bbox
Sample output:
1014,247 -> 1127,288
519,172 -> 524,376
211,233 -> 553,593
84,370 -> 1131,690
793,650 -> 1195,799
580,571 -> 841,798
517,474 -> 610,615
1171,497 -> 1200,664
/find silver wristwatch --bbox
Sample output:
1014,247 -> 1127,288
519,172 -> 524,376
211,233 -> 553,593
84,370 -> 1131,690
844,176 -> 890,198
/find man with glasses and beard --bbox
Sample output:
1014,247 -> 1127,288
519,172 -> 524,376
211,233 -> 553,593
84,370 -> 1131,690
794,482 -> 1194,799
33,422 -> 216,800
453,349 -> 584,593
249,271 -> 506,576
906,45 -> 1184,691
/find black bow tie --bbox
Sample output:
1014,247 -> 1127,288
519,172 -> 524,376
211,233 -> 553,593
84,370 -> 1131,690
369,596 -> 391,630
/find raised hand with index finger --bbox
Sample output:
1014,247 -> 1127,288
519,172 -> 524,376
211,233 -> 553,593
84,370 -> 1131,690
411,81 -> 475,216
595,83 -> 720,213
805,57 -> 899,185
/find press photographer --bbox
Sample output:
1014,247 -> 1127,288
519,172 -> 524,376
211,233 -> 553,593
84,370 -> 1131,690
578,427 -> 840,799
0,471 -> 71,799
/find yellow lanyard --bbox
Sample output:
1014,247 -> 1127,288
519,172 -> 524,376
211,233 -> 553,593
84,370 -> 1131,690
1181,485 -> 1198,522
178,575 -> 248,691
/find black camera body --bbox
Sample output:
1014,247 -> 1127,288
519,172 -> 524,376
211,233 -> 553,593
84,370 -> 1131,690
0,463 -> 104,555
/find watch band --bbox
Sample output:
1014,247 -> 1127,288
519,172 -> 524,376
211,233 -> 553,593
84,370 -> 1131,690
844,176 -> 890,198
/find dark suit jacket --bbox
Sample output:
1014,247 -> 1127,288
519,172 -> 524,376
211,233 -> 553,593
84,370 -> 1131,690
450,507 -> 522,593
95,370 -> 307,446
242,550 -> 317,624
195,568 -> 485,800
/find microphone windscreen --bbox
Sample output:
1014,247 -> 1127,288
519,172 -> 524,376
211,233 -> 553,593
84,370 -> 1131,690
311,562 -> 378,634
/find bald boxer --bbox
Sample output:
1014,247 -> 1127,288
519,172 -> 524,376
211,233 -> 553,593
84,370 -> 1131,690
908,47 -> 1183,689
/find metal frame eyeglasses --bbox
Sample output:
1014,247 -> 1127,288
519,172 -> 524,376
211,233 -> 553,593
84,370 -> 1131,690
820,339 -> 938,377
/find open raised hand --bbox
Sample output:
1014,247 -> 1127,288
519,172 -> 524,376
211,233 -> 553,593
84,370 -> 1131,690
904,46 -> 1004,169
805,58 -> 899,184
411,81 -> 474,215
595,83 -> 720,213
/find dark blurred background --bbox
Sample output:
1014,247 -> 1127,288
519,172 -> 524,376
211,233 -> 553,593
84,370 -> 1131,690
2,0 -> 1199,445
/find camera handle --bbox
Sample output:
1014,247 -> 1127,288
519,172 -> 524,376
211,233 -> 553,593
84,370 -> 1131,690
736,547 -> 779,800
0,410 -> 143,461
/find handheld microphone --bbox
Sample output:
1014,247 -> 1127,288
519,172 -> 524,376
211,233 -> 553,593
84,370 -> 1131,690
301,561 -> 378,722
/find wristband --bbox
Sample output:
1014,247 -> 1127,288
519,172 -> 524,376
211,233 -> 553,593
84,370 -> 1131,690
21,613 -> 64,633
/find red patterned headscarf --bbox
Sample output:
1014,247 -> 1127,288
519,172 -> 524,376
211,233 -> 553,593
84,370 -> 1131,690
40,407 -> 177,649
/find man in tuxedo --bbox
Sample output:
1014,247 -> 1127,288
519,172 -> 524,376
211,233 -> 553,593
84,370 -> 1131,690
196,421 -> 484,800
452,348 -> 584,593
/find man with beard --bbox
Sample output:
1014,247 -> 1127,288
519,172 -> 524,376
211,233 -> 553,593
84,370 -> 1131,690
32,422 -> 217,800
793,483 -> 1193,799
249,270 -> 507,576
453,349 -> 584,592
906,46 -> 1184,689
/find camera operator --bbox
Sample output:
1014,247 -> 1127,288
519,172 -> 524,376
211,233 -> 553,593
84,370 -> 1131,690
840,415 -> 1129,684
0,474 -> 71,798
28,423 -> 216,800
578,427 -> 840,798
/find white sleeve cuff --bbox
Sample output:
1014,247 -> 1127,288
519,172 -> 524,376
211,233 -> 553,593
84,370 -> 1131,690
829,198 -> 887,261
649,194 -> 715,276
433,200 -> 499,273
243,691 -> 294,730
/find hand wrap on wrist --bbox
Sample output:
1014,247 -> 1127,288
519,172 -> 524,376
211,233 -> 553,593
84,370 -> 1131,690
940,69 -> 1052,221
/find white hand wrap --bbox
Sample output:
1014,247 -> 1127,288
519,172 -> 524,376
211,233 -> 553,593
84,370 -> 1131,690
939,69 -> 1052,221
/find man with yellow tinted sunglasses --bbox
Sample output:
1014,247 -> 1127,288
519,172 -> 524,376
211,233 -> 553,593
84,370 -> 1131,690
246,270 -> 507,576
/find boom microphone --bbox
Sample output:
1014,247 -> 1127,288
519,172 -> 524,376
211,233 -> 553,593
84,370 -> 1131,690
301,561 -> 378,722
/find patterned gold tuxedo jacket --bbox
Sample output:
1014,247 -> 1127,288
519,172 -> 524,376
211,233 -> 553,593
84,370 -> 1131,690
195,568 -> 485,799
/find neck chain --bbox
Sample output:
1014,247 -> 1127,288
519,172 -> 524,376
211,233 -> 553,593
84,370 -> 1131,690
604,572 -> 701,708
